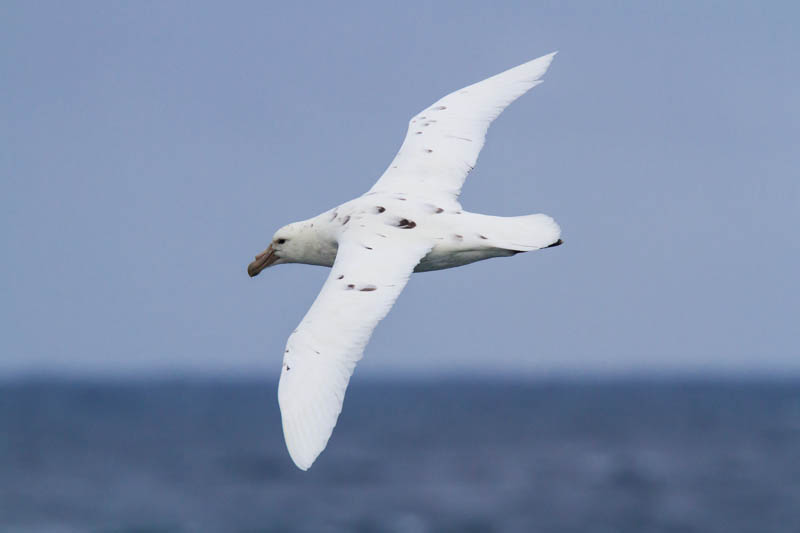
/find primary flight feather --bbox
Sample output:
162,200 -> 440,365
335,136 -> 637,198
248,52 -> 562,470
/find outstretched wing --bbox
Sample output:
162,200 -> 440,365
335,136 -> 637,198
368,52 -> 556,206
278,230 -> 432,470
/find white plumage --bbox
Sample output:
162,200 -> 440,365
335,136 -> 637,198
247,52 -> 562,470
371,52 -> 557,206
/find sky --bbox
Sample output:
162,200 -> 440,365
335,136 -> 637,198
1,1 -> 798,378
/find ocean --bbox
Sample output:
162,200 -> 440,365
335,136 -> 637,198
1,379 -> 799,532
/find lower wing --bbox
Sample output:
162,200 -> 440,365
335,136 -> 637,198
278,230 -> 432,470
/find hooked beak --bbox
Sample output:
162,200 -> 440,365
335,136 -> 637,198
248,245 -> 279,277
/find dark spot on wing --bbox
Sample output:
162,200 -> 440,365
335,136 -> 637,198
376,206 -> 385,213
479,234 -> 488,240
416,131 -> 422,135
435,207 -> 444,213
544,239 -> 564,249
359,286 -> 377,292
314,350 -> 320,355
454,234 -> 463,240
398,219 -> 417,229
364,245 -> 373,250
436,106 -> 447,110
337,275 -> 344,279
346,284 -> 355,289
341,215 -> 350,225
425,149 -> 433,153
329,211 -> 338,222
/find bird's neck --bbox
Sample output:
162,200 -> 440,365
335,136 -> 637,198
283,218 -> 338,267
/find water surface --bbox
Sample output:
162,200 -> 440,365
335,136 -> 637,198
2,379 -> 798,532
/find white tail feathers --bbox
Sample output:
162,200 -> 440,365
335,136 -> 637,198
466,213 -> 561,251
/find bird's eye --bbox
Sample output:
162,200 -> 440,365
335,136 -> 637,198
276,238 -> 287,245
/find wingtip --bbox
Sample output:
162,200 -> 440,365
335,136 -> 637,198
293,460 -> 311,472
542,51 -> 558,64
287,445 -> 315,471
284,434 -> 320,471
524,51 -> 557,77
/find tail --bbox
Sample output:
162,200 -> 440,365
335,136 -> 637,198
466,213 -> 562,252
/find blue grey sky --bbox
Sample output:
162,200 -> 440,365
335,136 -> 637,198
1,1 -> 798,378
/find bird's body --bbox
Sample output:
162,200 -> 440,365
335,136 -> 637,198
248,52 -> 563,470
264,195 -> 560,273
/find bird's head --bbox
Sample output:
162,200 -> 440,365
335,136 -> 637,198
247,223 -> 304,277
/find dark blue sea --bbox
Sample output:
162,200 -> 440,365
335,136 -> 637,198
1,379 -> 799,532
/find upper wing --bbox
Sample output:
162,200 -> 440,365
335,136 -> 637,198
368,52 -> 557,205
278,230 -> 432,470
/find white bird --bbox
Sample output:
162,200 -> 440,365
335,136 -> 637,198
248,52 -> 562,470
